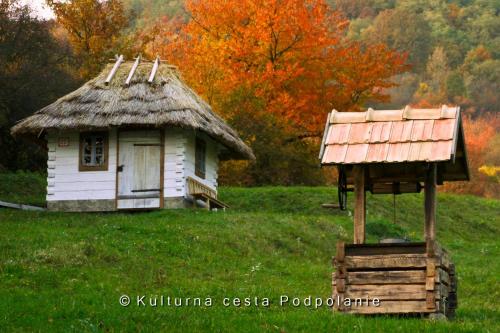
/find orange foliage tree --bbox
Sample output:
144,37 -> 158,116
135,0 -> 409,185
140,0 -> 408,135
444,113 -> 499,198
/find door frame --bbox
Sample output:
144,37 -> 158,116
115,127 -> 165,210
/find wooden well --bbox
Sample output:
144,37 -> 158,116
332,240 -> 457,317
330,163 -> 458,318
318,106 -> 469,318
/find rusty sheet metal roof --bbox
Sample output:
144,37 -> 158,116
320,105 -> 462,165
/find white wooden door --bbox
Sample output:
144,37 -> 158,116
117,130 -> 162,209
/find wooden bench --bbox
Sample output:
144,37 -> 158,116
186,176 -> 228,210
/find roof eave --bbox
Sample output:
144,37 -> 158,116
318,111 -> 331,161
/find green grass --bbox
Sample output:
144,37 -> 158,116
0,172 -> 499,332
0,171 -> 47,207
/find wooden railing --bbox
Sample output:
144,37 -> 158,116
186,176 -> 217,199
186,176 -> 228,210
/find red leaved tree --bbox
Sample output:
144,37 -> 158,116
137,0 -> 409,184
140,0 -> 408,135
443,113 -> 499,198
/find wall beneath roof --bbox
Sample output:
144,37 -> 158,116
183,131 -> 220,192
163,129 -> 220,207
45,127 -> 220,211
46,129 -> 117,211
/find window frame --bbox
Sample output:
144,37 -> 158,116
195,137 -> 206,179
79,131 -> 109,172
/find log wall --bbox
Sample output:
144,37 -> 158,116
332,241 -> 457,317
45,128 -> 221,211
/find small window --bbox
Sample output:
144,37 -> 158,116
79,131 -> 108,171
195,138 -> 206,179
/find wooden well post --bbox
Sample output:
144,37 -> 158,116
424,163 -> 437,241
353,165 -> 366,244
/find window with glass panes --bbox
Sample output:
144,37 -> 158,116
79,132 -> 108,171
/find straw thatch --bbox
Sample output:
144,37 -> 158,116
11,60 -> 254,160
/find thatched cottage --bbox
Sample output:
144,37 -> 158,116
11,56 -> 254,211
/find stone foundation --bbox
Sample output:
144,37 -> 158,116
164,197 -> 193,209
47,199 -> 116,212
47,197 -> 195,212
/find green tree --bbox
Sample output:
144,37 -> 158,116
464,59 -> 499,112
363,7 -> 432,71
446,70 -> 465,102
0,0 -> 78,171
329,0 -> 395,18
424,46 -> 450,103
122,0 -> 185,28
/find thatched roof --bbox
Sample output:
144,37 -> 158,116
11,58 -> 254,160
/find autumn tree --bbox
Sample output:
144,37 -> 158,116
47,0 -> 128,78
444,114 -> 499,198
133,0 -> 498,190
143,0 -> 407,134
138,0 -> 408,184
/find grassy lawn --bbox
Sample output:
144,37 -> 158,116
0,171 -> 47,207
0,172 -> 499,332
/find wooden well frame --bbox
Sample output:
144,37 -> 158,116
319,106 -> 468,318
332,240 -> 457,317
332,163 -> 457,318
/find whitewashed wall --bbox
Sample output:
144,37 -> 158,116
184,131 -> 220,191
163,129 -> 220,198
46,129 -> 117,202
46,128 -> 219,204
163,128 -> 187,198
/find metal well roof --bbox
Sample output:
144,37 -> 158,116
320,105 -> 462,165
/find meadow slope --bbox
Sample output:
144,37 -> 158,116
0,173 -> 499,332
